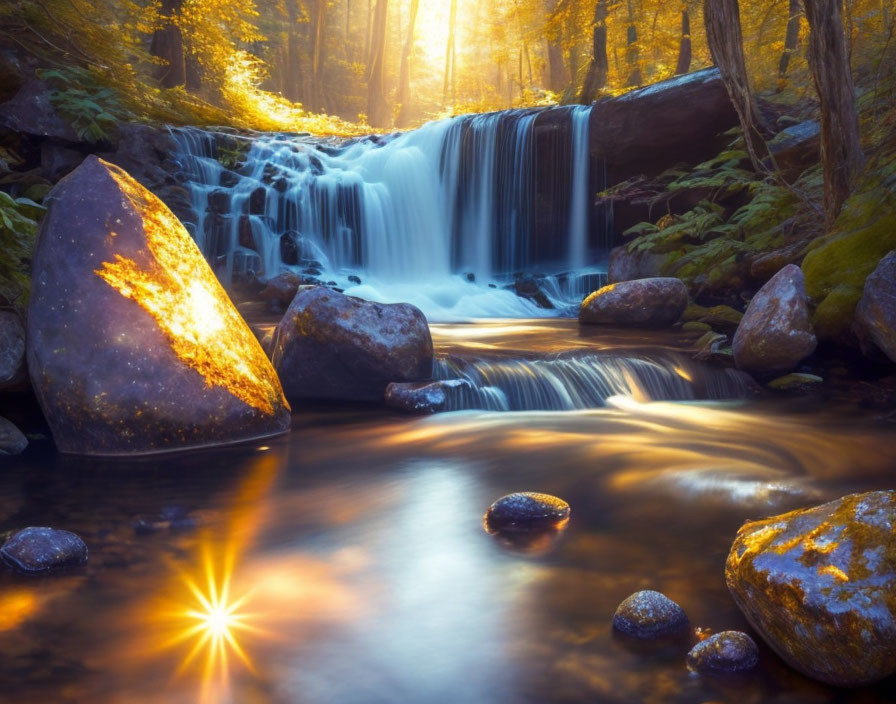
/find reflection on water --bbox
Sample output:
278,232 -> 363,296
1,321 -> 895,703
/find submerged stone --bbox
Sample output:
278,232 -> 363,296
384,380 -> 464,414
612,590 -> 689,639
686,631 -> 758,673
579,278 -> 688,328
732,265 -> 817,374
1,527 -> 87,572
726,490 -> 896,686
0,417 -> 28,455
27,156 -> 290,455
484,492 -> 570,532
272,286 -> 433,403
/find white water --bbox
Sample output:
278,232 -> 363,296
172,106 -> 610,321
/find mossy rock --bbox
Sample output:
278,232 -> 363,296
802,188 -> 896,342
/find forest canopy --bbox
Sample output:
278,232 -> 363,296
0,0 -> 893,134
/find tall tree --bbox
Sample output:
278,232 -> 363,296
578,0 -> 609,102
309,0 -> 327,111
395,0 -> 419,126
366,0 -> 390,126
625,0 -> 642,86
544,0 -> 569,93
443,0 -> 458,105
703,0 -> 768,172
804,0 -> 865,225
778,0 -> 802,81
151,0 -> 186,88
675,4 -> 692,75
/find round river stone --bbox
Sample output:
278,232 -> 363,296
612,590 -> 689,639
687,631 -> 759,673
1,527 -> 88,573
484,492 -> 570,532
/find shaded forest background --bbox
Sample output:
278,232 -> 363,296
0,0 -> 893,134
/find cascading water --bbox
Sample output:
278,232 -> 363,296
171,105 -> 610,321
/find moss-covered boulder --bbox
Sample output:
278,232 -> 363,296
802,189 -> 896,343
726,490 -> 896,686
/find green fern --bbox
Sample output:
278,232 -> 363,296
0,191 -> 45,309
37,67 -> 134,143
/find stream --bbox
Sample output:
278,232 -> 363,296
1,320 -> 895,703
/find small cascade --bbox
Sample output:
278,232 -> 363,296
434,353 -> 752,411
171,105 -> 612,320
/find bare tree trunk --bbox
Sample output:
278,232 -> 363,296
365,0 -> 373,66
310,0 -> 327,111
443,0 -> 458,105
703,0 -> 769,172
625,0 -> 642,86
345,0 -> 352,62
578,0 -> 609,102
778,0 -> 802,80
366,0 -> 390,127
675,7 -> 692,75
545,0 -> 569,92
150,0 -> 186,88
804,0 -> 865,226
395,0 -> 419,126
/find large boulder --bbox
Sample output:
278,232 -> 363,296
726,490 -> 896,686
732,264 -> 816,374
0,311 -> 27,391
0,79 -> 79,142
579,278 -> 688,328
272,286 -> 433,403
855,250 -> 896,363
607,246 -> 666,284
27,156 -> 290,455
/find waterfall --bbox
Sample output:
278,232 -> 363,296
171,106 -> 611,321
434,353 -> 752,411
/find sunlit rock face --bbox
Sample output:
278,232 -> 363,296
732,264 -> 817,374
579,278 -> 688,328
27,156 -> 290,455
726,490 -> 896,686
855,250 -> 896,363
272,286 -> 433,402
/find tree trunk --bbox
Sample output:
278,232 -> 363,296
703,0 -> 768,172
395,0 -> 419,126
310,0 -> 327,111
150,0 -> 186,89
578,0 -> 609,103
443,0 -> 458,105
625,0 -> 642,87
544,0 -> 568,92
675,8 -> 692,75
778,0 -> 802,80
366,0 -> 390,127
804,0 -> 865,226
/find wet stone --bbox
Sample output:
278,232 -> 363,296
579,278 -> 688,328
484,492 -> 570,532
612,590 -> 689,639
1,527 -> 88,573
726,490 -> 896,686
687,631 -> 759,673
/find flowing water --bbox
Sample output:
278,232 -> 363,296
2,320 -> 896,704
171,105 -> 609,320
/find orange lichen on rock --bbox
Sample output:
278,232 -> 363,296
94,166 -> 286,416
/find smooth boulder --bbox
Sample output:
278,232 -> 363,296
687,631 -> 758,674
612,590 -> 689,639
272,286 -> 433,403
0,311 -> 26,391
579,278 -> 688,328
732,264 -> 817,374
726,490 -> 896,686
27,156 -> 290,455
484,492 -> 570,532
855,250 -> 896,363
1,527 -> 87,572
